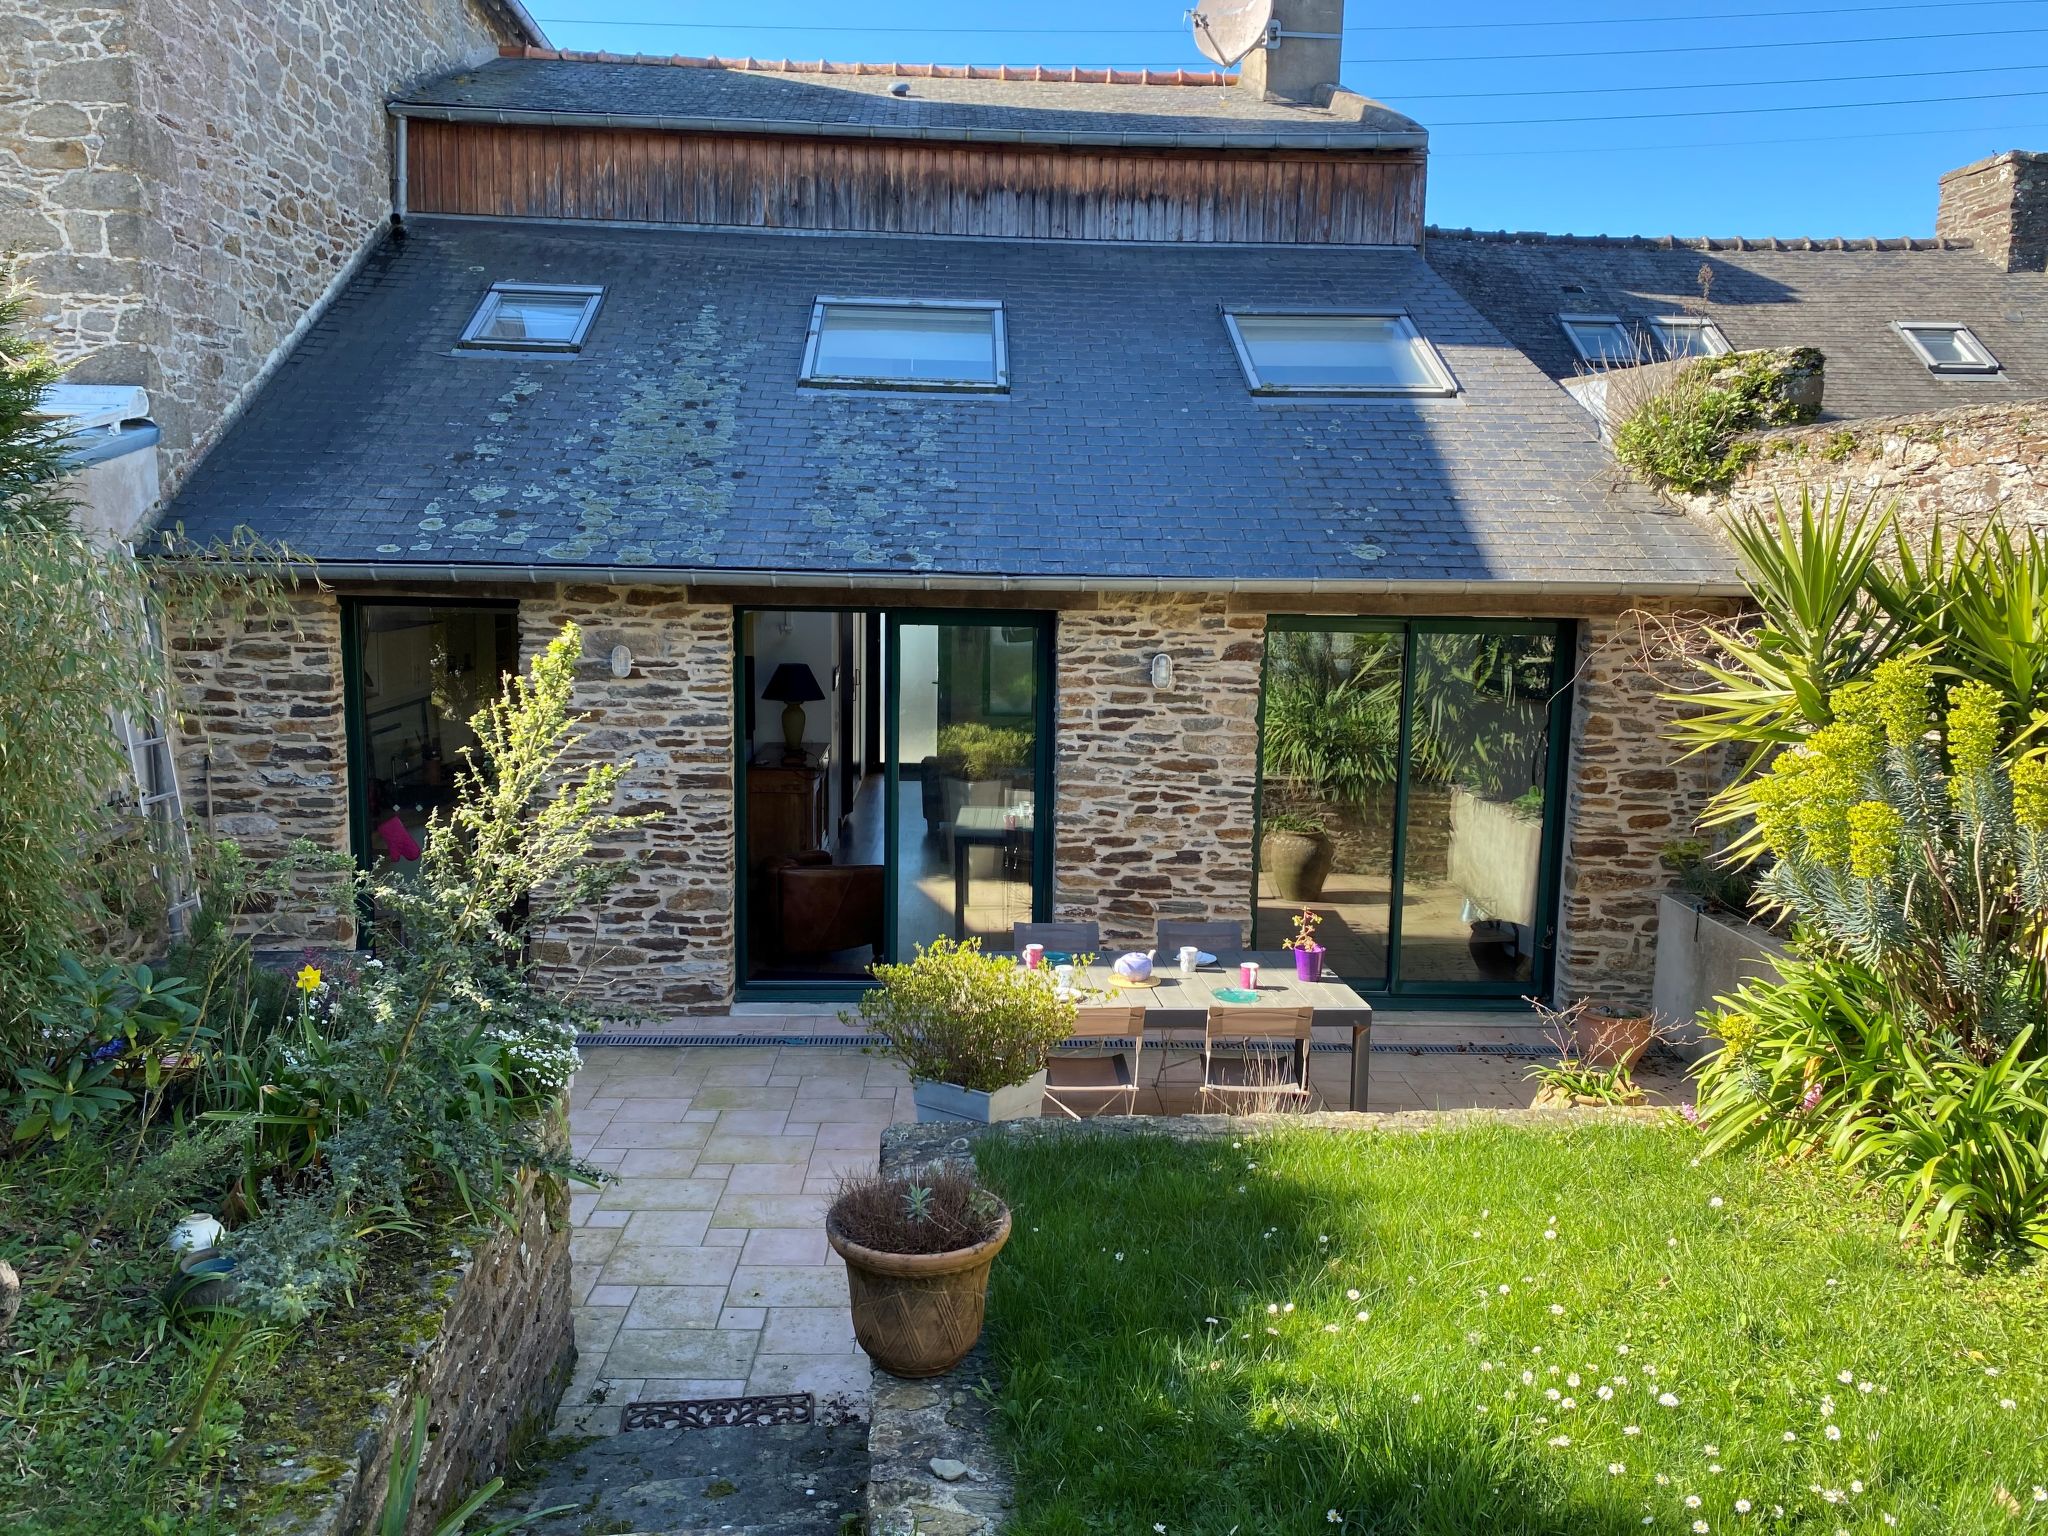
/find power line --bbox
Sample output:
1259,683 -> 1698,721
1392,59 -> 2048,104
1432,84 -> 2048,129
535,1 -> 2041,38
1437,116 -> 2048,159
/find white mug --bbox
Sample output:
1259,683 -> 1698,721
1179,946 -> 1201,974
1055,963 -> 1075,989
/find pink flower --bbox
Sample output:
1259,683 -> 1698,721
1798,1082 -> 1824,1114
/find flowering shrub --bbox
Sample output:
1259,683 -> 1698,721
1697,660 -> 2048,1256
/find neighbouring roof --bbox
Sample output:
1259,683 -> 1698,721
1425,230 -> 2048,421
479,1 -> 548,50
158,217 -> 1733,592
390,50 -> 1429,150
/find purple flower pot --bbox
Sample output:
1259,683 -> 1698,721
1294,945 -> 1326,983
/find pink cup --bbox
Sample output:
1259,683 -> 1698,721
1239,961 -> 1260,990
1023,944 -> 1045,969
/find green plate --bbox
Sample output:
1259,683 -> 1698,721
1213,986 -> 1262,1004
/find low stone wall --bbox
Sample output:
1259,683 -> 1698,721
251,1169 -> 574,1535
1678,402 -> 2048,537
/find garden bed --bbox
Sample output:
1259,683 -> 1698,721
943,1118 -> 2047,1535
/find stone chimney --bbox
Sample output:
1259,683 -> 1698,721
1936,150 -> 2048,272
1238,0 -> 1345,105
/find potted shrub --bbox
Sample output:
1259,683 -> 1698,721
1573,1006 -> 1655,1071
827,1166 -> 1011,1378
1282,905 -> 1327,982
1262,810 -> 1335,901
847,936 -> 1074,1123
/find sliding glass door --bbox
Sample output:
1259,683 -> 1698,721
1255,618 -> 1571,1001
736,607 -> 1052,992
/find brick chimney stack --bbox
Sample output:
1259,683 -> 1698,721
1238,0 -> 1346,105
1936,150 -> 2048,272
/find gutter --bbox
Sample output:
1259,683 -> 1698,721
286,559 -> 1744,599
386,101 -> 1431,154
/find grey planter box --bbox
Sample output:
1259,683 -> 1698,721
1651,892 -> 1790,1060
912,1070 -> 1048,1124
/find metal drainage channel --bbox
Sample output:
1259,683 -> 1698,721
578,1032 -> 1555,1058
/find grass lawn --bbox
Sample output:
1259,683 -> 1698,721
974,1120 -> 2048,1536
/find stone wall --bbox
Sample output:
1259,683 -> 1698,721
1676,402 -> 2048,538
3,0 -> 521,490
253,1167 -> 575,1536
518,588 -> 738,1014
1053,597 -> 1265,948
1551,604 -> 1735,1013
169,585 -> 354,950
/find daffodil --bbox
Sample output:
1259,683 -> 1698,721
295,964 -> 322,994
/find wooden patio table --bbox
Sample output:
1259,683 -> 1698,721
1063,950 -> 1373,1111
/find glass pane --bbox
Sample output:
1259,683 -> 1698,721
1906,327 -> 1981,367
1236,313 -> 1438,390
1566,320 -> 1637,367
356,606 -> 516,865
480,292 -> 589,344
1655,321 -> 1718,358
1257,627 -> 1406,989
1397,630 -> 1557,988
812,306 -> 998,384
739,610 -> 881,983
897,621 -> 1038,954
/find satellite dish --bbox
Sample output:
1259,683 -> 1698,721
1188,0 -> 1274,69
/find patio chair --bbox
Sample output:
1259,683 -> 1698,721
1044,1002 -> 1149,1119
1155,920 -> 1243,959
1012,920 -> 1101,954
1197,1004 -> 1315,1112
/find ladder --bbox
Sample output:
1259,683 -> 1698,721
113,699 -> 199,939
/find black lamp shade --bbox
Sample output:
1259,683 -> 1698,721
761,662 -> 826,704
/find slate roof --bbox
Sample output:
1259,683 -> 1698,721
160,218 -> 1733,591
390,52 -> 1428,150
1424,231 -> 2048,422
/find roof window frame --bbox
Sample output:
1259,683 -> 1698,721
1648,315 -> 1732,360
457,281 -> 605,353
799,296 -> 1009,394
1893,321 -> 2002,376
1221,306 -> 1459,397
1558,313 -> 1647,370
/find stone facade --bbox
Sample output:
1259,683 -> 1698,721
1936,150 -> 2048,274
2,0 -> 523,489
1052,596 -> 1265,948
253,1167 -> 574,1535
169,585 -> 354,950
1551,604 -> 1735,1013
1677,402 -> 2048,538
518,587 -> 737,1014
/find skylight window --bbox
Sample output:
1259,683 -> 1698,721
1559,314 -> 1646,370
1650,316 -> 1731,359
801,299 -> 1007,391
1895,322 -> 2001,375
1223,310 -> 1457,396
459,283 -> 603,352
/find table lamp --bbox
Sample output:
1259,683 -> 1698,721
761,662 -> 824,758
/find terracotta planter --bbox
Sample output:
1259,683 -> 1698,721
1573,1010 -> 1653,1071
1263,830 -> 1334,901
1531,1083 -> 1647,1110
827,1207 -> 1012,1379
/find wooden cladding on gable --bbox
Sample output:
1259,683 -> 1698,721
403,120 -> 1425,246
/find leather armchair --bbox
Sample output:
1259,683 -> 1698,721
766,851 -> 885,961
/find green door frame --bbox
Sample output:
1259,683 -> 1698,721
1253,615 -> 1576,1008
733,604 -> 1057,1002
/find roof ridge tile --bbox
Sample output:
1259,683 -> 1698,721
1425,225 -> 1972,253
497,43 -> 1236,88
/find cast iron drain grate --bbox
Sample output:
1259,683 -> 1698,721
621,1393 -> 815,1431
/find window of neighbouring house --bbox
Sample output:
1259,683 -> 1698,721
1223,310 -> 1457,395
800,299 -> 1007,391
1895,323 -> 2001,375
1649,316 -> 1731,359
458,283 -> 604,352
1559,314 -> 1645,370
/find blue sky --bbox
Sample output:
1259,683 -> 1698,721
527,0 -> 2048,236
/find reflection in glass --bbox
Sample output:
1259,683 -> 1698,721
810,305 -> 1000,385
1398,631 -> 1558,987
1256,627 -> 1406,988
899,621 -> 1038,953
